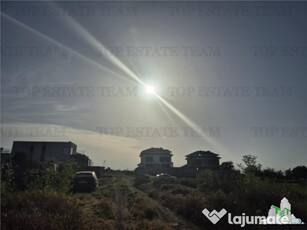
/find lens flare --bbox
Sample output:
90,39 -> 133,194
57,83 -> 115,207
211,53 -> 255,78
145,85 -> 155,95
5,7 -> 227,157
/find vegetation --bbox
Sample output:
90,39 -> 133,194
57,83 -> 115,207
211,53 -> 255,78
1,151 -> 80,194
1,152 -> 116,230
1,153 -> 306,229
1,190 -> 83,230
135,155 -> 307,229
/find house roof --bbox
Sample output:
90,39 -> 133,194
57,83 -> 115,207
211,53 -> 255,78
185,150 -> 220,159
13,141 -> 77,147
140,147 -> 172,156
71,153 -> 89,159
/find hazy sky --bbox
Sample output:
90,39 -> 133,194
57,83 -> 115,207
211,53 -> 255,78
1,1 -> 307,170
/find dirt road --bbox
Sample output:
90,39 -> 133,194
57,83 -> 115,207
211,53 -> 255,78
114,177 -> 133,229
73,173 -> 201,229
113,174 -> 200,230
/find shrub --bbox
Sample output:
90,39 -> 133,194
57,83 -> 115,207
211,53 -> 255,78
1,159 -> 78,194
133,174 -> 150,188
197,170 -> 220,192
135,219 -> 173,230
1,190 -> 84,230
176,195 -> 206,226
129,197 -> 158,220
171,187 -> 190,195
1,162 -> 15,194
160,184 -> 174,191
94,200 -> 115,219
178,178 -> 197,188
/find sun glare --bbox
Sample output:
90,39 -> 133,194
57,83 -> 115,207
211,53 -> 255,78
145,85 -> 156,95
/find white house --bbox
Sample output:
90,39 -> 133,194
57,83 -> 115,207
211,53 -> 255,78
138,147 -> 173,169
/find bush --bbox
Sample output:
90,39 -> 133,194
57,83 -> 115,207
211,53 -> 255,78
176,195 -> 206,226
94,200 -> 115,219
1,159 -> 79,195
178,178 -> 197,188
171,187 -> 190,195
135,219 -> 173,230
133,174 -> 150,188
129,197 -> 158,220
197,170 -> 220,192
160,184 -> 174,191
1,190 -> 84,230
1,162 -> 15,194
26,161 -> 78,193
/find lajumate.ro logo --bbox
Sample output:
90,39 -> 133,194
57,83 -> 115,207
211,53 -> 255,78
202,197 -> 304,227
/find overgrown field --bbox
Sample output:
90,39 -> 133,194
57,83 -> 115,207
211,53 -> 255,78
1,154 -> 306,230
1,164 -> 175,230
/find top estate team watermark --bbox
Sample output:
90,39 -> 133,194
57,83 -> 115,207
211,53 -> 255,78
9,5 -> 292,17
8,86 -> 293,98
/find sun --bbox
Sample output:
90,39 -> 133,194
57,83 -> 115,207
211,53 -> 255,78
145,85 -> 156,95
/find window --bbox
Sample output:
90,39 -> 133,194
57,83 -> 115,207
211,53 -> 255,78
63,147 -> 70,155
30,146 -> 34,161
161,164 -> 170,168
40,143 -> 46,162
145,156 -> 153,162
193,159 -> 202,165
160,157 -> 170,162
207,159 -> 218,166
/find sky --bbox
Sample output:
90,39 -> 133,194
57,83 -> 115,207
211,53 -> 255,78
1,1 -> 307,170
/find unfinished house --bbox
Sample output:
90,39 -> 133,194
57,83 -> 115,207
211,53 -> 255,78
11,141 -> 77,163
136,147 -> 173,173
184,150 -> 220,170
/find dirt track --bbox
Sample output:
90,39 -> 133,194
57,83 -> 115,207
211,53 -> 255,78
114,177 -> 133,229
114,174 -> 200,230
132,186 -> 200,230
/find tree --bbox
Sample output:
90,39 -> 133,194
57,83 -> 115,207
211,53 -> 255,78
237,155 -> 262,175
285,168 -> 292,179
285,166 -> 307,181
219,161 -> 234,170
262,168 -> 284,180
291,166 -> 307,180
11,151 -> 32,190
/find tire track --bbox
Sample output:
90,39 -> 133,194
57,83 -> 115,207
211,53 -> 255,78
114,177 -> 133,230
125,176 -> 200,230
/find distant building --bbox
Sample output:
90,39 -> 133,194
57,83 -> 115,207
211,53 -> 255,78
1,152 -> 11,163
70,153 -> 92,167
83,166 -> 105,177
136,147 -> 173,173
1,148 -> 11,163
184,150 -> 220,170
11,141 -> 77,163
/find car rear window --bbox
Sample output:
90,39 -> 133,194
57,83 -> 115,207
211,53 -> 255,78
75,173 -> 93,178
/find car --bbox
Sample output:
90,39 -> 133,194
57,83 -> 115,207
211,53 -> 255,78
156,173 -> 176,181
73,171 -> 98,192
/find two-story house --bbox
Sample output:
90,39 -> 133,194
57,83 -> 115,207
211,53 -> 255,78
185,150 -> 220,169
11,141 -> 77,163
137,147 -> 173,171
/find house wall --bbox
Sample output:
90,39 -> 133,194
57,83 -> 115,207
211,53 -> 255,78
83,166 -> 105,177
11,142 -> 76,163
140,154 -> 172,168
186,157 -> 220,168
1,153 -> 11,163
70,154 -> 91,167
